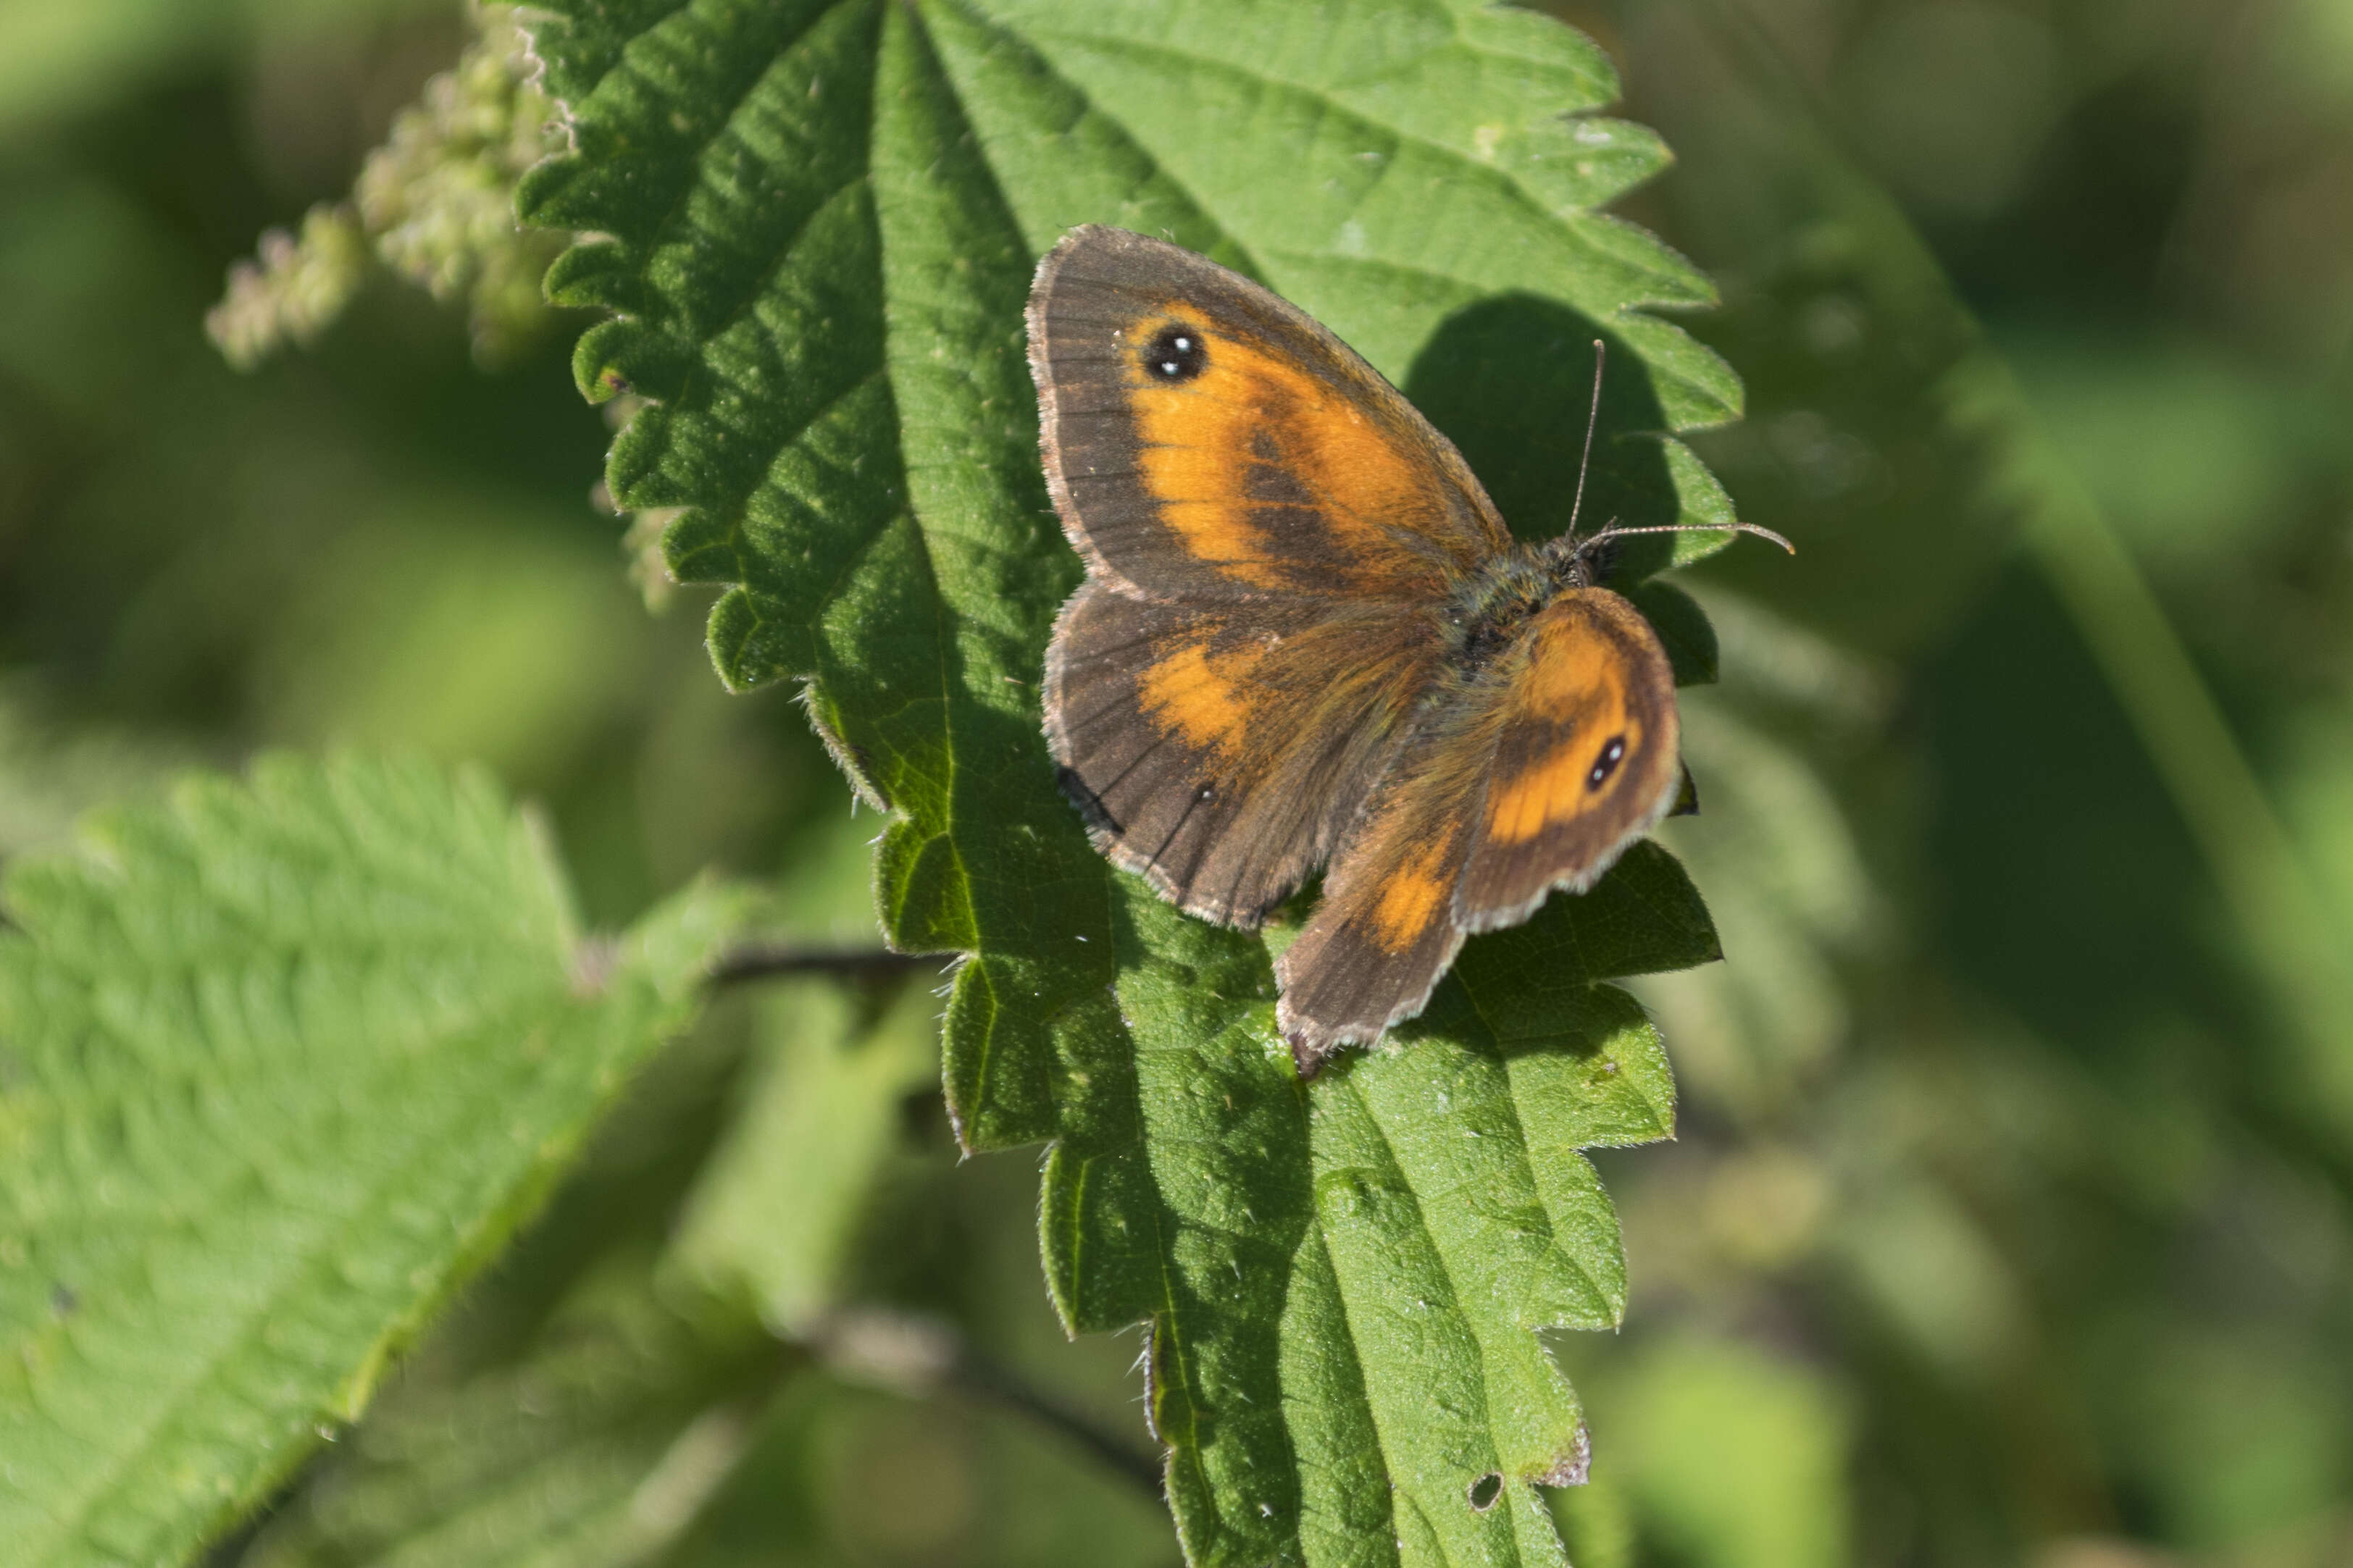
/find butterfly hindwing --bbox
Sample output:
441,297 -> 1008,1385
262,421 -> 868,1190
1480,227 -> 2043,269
1272,737 -> 1484,1073
1046,578 -> 1442,927
1028,226 -> 1509,604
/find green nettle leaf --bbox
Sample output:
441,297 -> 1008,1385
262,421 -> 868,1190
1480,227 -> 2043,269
518,2 -> 1736,1560
0,755 -> 748,1567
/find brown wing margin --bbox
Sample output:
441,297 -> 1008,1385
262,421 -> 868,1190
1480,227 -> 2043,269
1027,226 -> 1509,605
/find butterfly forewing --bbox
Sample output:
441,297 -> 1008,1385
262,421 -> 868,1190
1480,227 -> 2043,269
1028,227 -> 1509,604
1453,590 -> 1681,930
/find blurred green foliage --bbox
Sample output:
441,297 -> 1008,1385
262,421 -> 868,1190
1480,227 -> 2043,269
0,0 -> 2349,1564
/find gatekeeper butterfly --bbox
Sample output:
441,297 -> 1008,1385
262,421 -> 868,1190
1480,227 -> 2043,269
1029,227 -> 1787,1078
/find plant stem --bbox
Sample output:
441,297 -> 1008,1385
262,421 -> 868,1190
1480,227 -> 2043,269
804,1307 -> 1165,1498
707,944 -> 949,987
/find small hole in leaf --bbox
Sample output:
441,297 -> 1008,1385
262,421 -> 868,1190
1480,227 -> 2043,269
1468,1472 -> 1503,1512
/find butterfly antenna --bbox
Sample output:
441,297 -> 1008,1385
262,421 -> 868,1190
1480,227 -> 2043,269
1562,337 -> 1797,563
1565,339 -> 1606,549
1575,519 -> 1797,556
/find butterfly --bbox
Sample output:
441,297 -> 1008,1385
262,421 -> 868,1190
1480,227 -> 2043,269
1028,227 -> 1787,1078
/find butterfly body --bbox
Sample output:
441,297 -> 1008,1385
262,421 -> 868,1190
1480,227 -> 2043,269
1447,542 -> 1586,671
1029,227 -> 1712,1076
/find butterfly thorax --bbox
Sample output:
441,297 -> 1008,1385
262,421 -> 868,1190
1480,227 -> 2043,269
1446,540 -> 1592,679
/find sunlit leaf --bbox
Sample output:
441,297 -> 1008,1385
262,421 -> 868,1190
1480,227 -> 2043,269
0,755 -> 749,1566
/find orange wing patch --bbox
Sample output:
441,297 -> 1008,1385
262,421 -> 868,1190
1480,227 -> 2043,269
1121,309 -> 1282,590
1369,836 -> 1456,953
1481,607 -> 1643,847
1482,739 -> 1582,847
1521,610 -> 1616,710
1136,637 -> 1261,760
1481,725 -> 1649,846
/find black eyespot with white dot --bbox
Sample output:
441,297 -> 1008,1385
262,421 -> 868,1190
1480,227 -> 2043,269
1587,735 -> 1627,791
1144,322 -> 1208,382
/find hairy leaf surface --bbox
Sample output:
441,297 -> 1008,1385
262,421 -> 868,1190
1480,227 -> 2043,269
0,756 -> 746,1566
